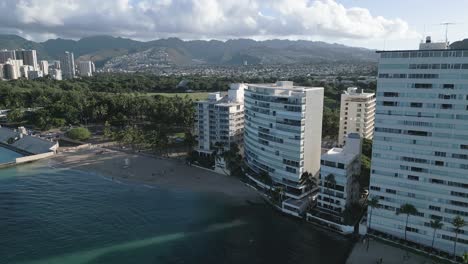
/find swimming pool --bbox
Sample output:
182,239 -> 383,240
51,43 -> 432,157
0,146 -> 23,164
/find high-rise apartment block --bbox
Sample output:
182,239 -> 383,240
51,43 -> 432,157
15,50 -> 38,70
78,61 -> 94,77
244,81 -> 324,204
369,37 -> 468,255
60,51 -> 75,79
338,87 -> 376,146
195,84 -> 246,154
40,60 -> 49,75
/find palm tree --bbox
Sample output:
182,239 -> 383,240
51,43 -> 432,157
429,219 -> 443,251
367,197 -> 380,232
451,215 -> 466,259
324,174 -> 336,209
396,203 -> 418,241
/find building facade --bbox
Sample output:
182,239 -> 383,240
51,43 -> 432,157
338,87 -> 376,146
40,60 -> 49,76
79,61 -> 94,77
244,81 -> 324,200
15,50 -> 38,70
0,50 -> 16,64
369,39 -> 468,255
195,83 -> 245,154
60,51 -> 75,79
318,133 -> 362,218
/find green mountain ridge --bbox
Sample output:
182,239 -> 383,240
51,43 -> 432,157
0,34 -> 380,67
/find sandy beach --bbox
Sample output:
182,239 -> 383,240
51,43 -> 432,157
49,146 -> 262,203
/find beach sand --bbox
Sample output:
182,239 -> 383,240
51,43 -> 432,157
49,146 -> 262,203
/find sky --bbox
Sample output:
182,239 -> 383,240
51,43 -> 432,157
0,0 -> 466,50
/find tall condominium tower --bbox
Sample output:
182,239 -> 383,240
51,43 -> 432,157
78,61 -> 94,77
338,87 -> 376,146
369,37 -> 468,256
244,81 -> 323,206
40,60 -> 49,75
60,51 -> 75,79
15,50 -> 38,70
195,83 -> 246,154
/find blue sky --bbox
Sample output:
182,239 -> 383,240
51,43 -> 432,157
1,0 -> 466,49
338,0 -> 468,48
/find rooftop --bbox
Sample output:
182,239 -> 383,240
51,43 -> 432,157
322,133 -> 361,165
247,81 -> 322,92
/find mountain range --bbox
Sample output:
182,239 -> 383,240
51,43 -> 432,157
0,34 -> 382,67
1,34 -> 466,68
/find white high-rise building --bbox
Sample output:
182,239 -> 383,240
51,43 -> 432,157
40,60 -> 49,75
338,87 -> 376,146
195,83 -> 246,155
369,37 -> 468,256
244,81 -> 324,211
4,59 -> 23,80
318,133 -> 362,218
79,61 -> 93,77
15,50 -> 38,70
60,51 -> 75,79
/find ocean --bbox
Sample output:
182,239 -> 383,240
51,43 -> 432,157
0,162 -> 353,264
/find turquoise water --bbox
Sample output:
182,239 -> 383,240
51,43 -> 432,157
0,146 -> 22,164
0,163 -> 353,264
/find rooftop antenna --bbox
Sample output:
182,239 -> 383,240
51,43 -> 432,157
440,22 -> 456,44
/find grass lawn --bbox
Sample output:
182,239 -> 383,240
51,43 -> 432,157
147,92 -> 210,101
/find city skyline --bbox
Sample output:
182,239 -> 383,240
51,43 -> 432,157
1,0 -> 466,50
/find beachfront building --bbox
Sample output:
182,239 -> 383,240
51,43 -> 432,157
243,81 -> 324,214
195,83 -> 245,156
368,37 -> 468,256
338,87 -> 376,146
317,133 -> 362,219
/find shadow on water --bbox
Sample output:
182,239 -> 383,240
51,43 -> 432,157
0,164 -> 353,264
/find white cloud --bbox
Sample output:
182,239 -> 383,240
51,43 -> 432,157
0,0 -> 420,43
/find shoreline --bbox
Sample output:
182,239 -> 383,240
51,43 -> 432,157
48,146 -> 263,204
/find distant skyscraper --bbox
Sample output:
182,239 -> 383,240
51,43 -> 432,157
0,50 -> 16,64
40,60 -> 49,75
15,50 -> 38,70
53,60 -> 61,70
0,64 -> 4,79
338,87 -> 376,146
60,51 -> 75,79
78,61 -> 93,77
369,37 -> 468,256
4,59 -> 23,80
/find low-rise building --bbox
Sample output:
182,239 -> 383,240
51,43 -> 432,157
318,133 -> 362,217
